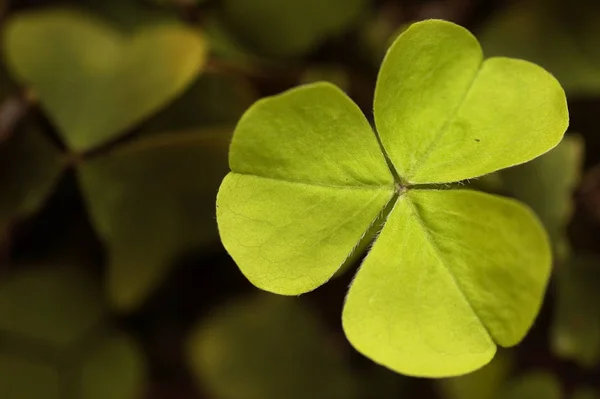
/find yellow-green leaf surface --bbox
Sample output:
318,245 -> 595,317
78,129 -> 231,311
0,353 -> 60,399
81,333 -> 146,399
0,123 -> 65,240
437,350 -> 513,399
551,255 -> 600,367
3,9 -> 207,152
497,371 -> 561,399
0,266 -> 106,349
217,83 -> 394,295
375,20 -> 568,184
217,19 -> 568,377
501,135 -> 584,258
219,0 -> 367,57
479,1 -> 600,96
343,190 -> 550,377
187,294 -> 357,399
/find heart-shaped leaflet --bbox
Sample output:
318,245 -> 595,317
3,9 -> 207,152
216,20 -> 568,376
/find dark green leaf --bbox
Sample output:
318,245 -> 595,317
80,332 -> 146,399
573,386 -> 600,399
300,65 -> 350,92
437,350 -> 513,399
500,135 -> 584,259
78,129 -> 231,311
551,254 -> 600,367
140,73 -> 255,134
478,1 -> 600,96
497,371 -> 561,399
0,353 -> 61,399
187,294 -> 358,399
0,123 -> 65,241
218,0 -> 369,57
0,264 -> 146,399
0,266 -> 106,350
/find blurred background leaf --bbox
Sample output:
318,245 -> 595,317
436,350 -> 513,399
573,386 -> 600,399
550,254 -> 600,368
3,8 -> 207,152
500,135 -> 584,260
187,294 -> 358,399
81,0 -> 181,31
140,72 -> 255,134
300,64 -> 350,92
496,371 -> 562,399
0,352 -> 61,399
478,0 -> 600,96
214,0 -> 369,58
0,264 -> 146,399
0,122 -> 64,242
77,128 -> 231,311
0,265 -> 106,349
81,332 -> 146,399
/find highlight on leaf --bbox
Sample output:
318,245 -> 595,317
216,19 -> 569,377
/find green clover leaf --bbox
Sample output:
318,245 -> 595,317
3,8 -> 207,152
216,20 -> 568,377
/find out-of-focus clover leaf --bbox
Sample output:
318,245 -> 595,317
81,332 -> 146,399
217,0 -> 369,57
300,65 -> 350,92
3,8 -> 207,152
478,0 -> 600,96
500,135 -> 584,259
203,15 -> 263,66
0,123 -> 65,241
497,371 -> 562,399
573,386 -> 600,399
551,254 -> 600,367
140,73 -> 255,134
558,0 -> 600,67
0,265 -> 105,350
217,20 -> 568,377
187,294 -> 358,399
0,265 -> 147,398
0,353 -> 61,399
81,0 -> 180,32
437,350 -> 513,399
77,129 -> 231,311
357,8 -> 402,66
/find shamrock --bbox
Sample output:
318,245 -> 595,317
216,20 -> 569,377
